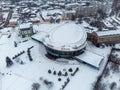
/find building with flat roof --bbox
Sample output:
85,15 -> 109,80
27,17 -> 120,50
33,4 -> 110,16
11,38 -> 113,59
19,23 -> 34,38
112,0 -> 120,9
32,23 -> 87,58
90,30 -> 120,46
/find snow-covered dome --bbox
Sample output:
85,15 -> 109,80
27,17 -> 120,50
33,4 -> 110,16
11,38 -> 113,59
51,25 -> 83,44
43,23 -> 87,52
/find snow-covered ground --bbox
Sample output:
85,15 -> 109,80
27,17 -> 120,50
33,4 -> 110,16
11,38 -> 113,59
0,1 -> 120,89
0,22 -> 112,90
94,62 -> 120,90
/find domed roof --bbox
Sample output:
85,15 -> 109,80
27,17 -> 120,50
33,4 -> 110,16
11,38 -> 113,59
50,24 -> 83,44
43,23 -> 87,51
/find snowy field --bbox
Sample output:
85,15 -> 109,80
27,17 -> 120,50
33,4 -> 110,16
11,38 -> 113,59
93,46 -> 120,90
93,62 -> 120,90
0,23 -> 111,90
0,0 -> 120,89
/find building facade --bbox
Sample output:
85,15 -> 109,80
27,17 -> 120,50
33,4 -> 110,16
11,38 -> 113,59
32,23 -> 87,58
90,30 -> 120,46
76,1 -> 111,17
112,0 -> 120,9
19,23 -> 34,38
45,46 -> 85,58
43,23 -> 87,58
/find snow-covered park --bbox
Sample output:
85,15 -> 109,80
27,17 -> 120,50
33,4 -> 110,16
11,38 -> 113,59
0,23 -> 112,90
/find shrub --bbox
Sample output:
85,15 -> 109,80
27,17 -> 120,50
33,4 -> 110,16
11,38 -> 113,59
111,62 -> 119,73
58,78 -> 61,81
68,68 -> 73,72
48,69 -> 52,74
31,83 -> 40,90
6,56 -> 13,67
58,71 -> 62,76
109,82 -> 117,90
64,72 -> 68,76
93,82 -> 106,90
103,67 -> 110,78
53,71 -> 56,75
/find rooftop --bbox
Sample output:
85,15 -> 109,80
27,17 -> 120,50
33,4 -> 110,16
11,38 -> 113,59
33,23 -> 87,51
75,50 -> 104,69
19,23 -> 32,29
95,30 -> 120,37
50,24 -> 83,44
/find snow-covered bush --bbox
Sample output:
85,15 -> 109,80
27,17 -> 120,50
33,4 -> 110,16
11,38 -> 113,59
6,56 -> 13,67
31,83 -> 40,90
109,82 -> 117,90
111,63 -> 119,73
103,67 -> 110,78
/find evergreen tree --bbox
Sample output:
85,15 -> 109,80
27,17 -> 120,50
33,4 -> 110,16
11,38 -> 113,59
6,56 -> 13,67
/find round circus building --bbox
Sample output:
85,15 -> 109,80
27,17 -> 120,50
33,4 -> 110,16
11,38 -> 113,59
32,23 -> 87,58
